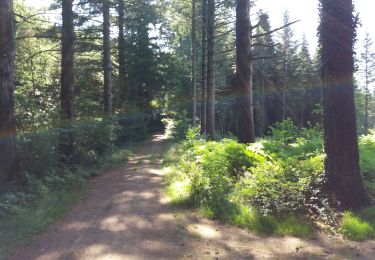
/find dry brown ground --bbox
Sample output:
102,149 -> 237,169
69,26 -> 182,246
8,134 -> 375,260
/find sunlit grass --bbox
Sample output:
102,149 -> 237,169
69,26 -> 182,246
340,207 -> 375,241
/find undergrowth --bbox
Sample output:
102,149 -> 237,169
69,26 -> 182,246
0,145 -> 136,258
0,114 -> 149,258
163,121 -> 375,240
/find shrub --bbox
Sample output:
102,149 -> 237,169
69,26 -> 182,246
18,130 -> 59,178
359,131 -> 375,197
74,118 -> 114,165
166,120 -> 334,221
115,112 -> 151,144
162,113 -> 191,140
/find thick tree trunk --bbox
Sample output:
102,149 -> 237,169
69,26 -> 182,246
60,0 -> 75,160
0,0 -> 19,182
206,0 -> 215,139
235,0 -> 255,143
103,0 -> 112,114
117,0 -> 127,102
191,0 -> 197,126
320,0 -> 370,209
200,0 -> 208,134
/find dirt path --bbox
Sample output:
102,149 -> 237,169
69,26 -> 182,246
9,134 -> 375,259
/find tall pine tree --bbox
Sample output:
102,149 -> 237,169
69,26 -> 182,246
319,0 -> 369,209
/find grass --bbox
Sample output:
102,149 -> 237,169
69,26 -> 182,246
228,205 -> 314,237
340,206 -> 375,241
0,146 -> 137,259
0,188 -> 82,258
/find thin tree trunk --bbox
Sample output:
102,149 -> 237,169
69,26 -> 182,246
117,0 -> 126,102
0,0 -> 19,182
261,62 -> 265,137
103,0 -> 112,114
191,0 -> 197,126
364,56 -> 369,134
200,0 -> 207,134
235,0 -> 255,143
282,51 -> 287,121
206,0 -> 215,139
320,0 -> 369,209
60,0 -> 75,160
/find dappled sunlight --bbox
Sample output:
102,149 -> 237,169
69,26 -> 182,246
75,244 -> 134,260
100,216 -> 128,232
63,221 -> 91,231
187,223 -> 222,239
9,135 -> 375,260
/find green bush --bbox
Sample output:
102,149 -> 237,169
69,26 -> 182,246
263,119 -> 323,160
115,112 -> 151,144
162,113 -> 191,140
164,121 -> 375,238
359,131 -> 375,197
18,130 -> 59,178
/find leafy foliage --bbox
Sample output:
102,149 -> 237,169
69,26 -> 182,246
164,121 -> 375,238
359,130 -> 375,196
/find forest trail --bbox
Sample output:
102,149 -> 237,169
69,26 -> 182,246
8,134 -> 375,260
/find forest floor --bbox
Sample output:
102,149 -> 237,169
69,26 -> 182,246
8,134 -> 375,260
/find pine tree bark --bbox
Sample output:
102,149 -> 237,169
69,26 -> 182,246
319,0 -> 370,209
60,0 -> 75,160
235,0 -> 255,143
103,0 -> 112,114
117,0 -> 127,102
200,0 -> 208,134
206,0 -> 215,139
0,0 -> 19,182
191,0 -> 197,126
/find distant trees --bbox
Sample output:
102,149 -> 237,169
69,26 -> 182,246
278,12 -> 298,122
319,0 -> 369,209
359,33 -> 375,134
0,0 -> 19,181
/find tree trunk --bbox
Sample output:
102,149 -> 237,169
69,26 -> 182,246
282,51 -> 287,121
206,0 -> 215,139
191,0 -> 197,126
0,0 -> 19,182
200,0 -> 207,134
319,0 -> 369,209
103,0 -> 112,114
261,62 -> 265,137
60,0 -> 75,160
235,0 -> 255,143
364,56 -> 369,134
117,0 -> 126,102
